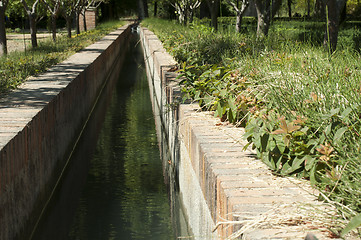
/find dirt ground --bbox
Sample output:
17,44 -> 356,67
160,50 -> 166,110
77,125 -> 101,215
6,32 -> 66,53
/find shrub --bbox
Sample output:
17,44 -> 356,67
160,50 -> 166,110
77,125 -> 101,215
142,17 -> 361,236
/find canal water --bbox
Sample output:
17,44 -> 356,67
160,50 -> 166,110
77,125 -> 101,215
31,32 -> 190,239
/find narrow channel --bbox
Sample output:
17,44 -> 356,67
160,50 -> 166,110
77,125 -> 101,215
31,31 -> 186,239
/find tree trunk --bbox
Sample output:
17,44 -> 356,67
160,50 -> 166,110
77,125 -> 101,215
324,0 -> 346,52
229,0 -> 249,33
83,11 -> 87,32
288,0 -> 292,19
143,0 -> 149,18
314,0 -> 325,18
236,12 -> 242,32
29,13 -> 37,48
307,0 -> 311,17
256,7 -> 270,37
211,10 -> 218,30
255,0 -> 271,38
154,1 -> 157,17
138,0 -> 145,19
189,9 -> 194,23
76,12 -> 80,34
51,14 -> 56,41
207,0 -> 219,30
66,16 -> 72,38
254,0 -> 282,38
0,5 -> 7,55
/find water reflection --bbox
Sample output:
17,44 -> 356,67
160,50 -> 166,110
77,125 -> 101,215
68,34 -> 174,240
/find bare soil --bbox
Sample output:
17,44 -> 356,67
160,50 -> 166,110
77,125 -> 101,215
6,32 -> 64,53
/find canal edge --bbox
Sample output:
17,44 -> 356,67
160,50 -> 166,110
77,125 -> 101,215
0,23 -> 136,240
140,26 -> 341,240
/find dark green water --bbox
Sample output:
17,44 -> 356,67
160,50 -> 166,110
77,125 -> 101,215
32,33 -> 175,240
67,37 -> 174,239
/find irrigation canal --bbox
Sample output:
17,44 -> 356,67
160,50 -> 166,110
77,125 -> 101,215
30,31 -> 191,239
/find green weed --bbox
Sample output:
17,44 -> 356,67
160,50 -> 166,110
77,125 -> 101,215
142,17 -> 361,236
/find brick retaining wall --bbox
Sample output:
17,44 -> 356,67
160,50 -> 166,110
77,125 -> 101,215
0,24 -> 133,240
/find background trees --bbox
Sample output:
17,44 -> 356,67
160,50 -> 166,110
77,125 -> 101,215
21,0 -> 43,48
1,0 -> 360,55
254,0 -> 282,38
148,0 -> 359,51
227,0 -> 249,32
170,0 -> 200,24
42,0 -> 61,41
324,0 -> 347,52
0,0 -> 9,55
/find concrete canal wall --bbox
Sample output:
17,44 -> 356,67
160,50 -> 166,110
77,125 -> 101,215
140,27 -> 335,240
0,24 -> 134,240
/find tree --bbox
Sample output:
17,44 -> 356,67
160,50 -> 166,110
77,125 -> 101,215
254,0 -> 282,38
287,0 -> 292,19
314,0 -> 325,17
138,0 -> 148,19
74,0 -> 85,34
227,0 -> 249,32
171,0 -> 201,24
42,0 -> 61,41
306,0 -> 311,17
21,0 -> 42,48
0,0 -> 9,55
60,0 -> 75,38
206,0 -> 220,30
153,0 -> 157,16
324,0 -> 347,52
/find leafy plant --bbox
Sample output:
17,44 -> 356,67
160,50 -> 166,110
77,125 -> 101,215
142,17 -> 361,235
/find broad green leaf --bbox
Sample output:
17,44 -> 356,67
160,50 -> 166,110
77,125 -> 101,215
333,126 -> 348,143
275,135 -> 286,153
306,139 -> 318,148
228,109 -> 234,122
253,135 -> 262,149
268,139 -> 276,151
260,133 -> 269,152
309,164 -> 317,186
330,108 -> 340,117
292,156 -> 306,169
242,141 -> 252,151
274,154 -> 284,171
324,123 -> 332,136
281,161 -> 292,174
305,155 -> 316,171
293,131 -> 305,137
341,213 -> 361,237
220,89 -> 227,97
340,107 -> 352,120
282,157 -> 304,175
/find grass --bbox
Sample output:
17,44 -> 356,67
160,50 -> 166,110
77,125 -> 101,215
141,17 -> 361,237
0,20 -> 126,97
